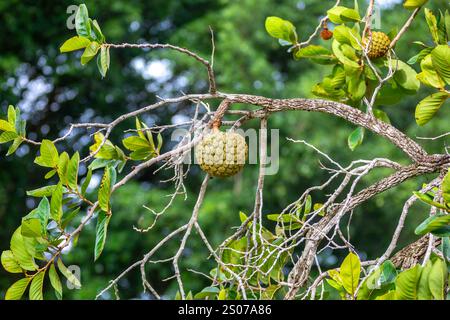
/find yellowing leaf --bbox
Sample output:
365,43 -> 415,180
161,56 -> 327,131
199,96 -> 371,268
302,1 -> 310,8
340,252 -> 361,296
29,271 -> 45,300
5,277 -> 31,300
60,36 -> 90,53
1,250 -> 22,273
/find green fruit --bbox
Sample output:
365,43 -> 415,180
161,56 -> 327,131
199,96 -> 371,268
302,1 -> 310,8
362,31 -> 391,59
195,129 -> 248,178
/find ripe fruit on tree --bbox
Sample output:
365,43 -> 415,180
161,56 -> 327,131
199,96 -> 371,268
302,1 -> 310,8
362,31 -> 391,59
195,128 -> 248,178
320,28 -> 333,40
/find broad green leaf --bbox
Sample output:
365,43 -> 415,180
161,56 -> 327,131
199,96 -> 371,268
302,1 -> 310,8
57,151 -> 70,184
81,169 -> 92,195
61,207 -> 80,230
67,152 -> 80,191
57,259 -> 81,288
339,8 -> 361,22
333,25 -> 361,50
22,196 -> 49,237
80,41 -> 100,65
94,211 -> 111,261
347,73 -> 366,101
6,137 -> 23,156
395,264 -> 422,300
97,46 -> 110,78
21,218 -> 42,238
403,0 -> 428,10
389,60 -> 420,91
407,47 -> 433,65
340,252 -> 361,296
327,6 -> 347,24
294,45 -> 336,64
442,170 -> 450,204
265,16 -> 297,43
44,169 -> 57,180
375,290 -> 395,300
1,250 -> 22,273
373,109 -> 391,124
348,127 -> 364,151
418,260 -> 433,300
129,149 -> 154,161
428,258 -> 447,300
49,264 -> 63,300
415,92 -> 449,126
122,136 -> 150,151
26,185 -> 58,197
415,214 -> 450,237
413,191 -> 448,210
98,167 -> 112,212
194,286 -> 220,299
7,105 -> 16,124
0,119 -> 15,132
0,131 -> 18,143
266,213 -> 301,223
332,40 -> 360,71
91,19 -> 105,43
5,277 -> 31,300
75,4 -> 90,38
29,271 -> 45,300
431,45 -> 450,85
417,55 -> 446,89
50,182 -> 63,222
34,139 -> 59,168
442,237 -> 450,262
424,8 -> 439,44
60,36 -> 90,53
10,227 -> 38,271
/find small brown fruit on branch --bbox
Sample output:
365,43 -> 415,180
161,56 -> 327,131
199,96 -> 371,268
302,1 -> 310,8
320,28 -> 333,40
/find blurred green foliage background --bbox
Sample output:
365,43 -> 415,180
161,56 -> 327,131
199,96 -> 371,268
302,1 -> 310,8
0,0 -> 449,299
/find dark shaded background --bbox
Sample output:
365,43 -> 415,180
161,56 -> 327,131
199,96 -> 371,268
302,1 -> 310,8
0,0 -> 449,299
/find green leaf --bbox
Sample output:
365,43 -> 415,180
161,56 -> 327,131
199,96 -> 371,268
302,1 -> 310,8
327,6 -> 360,24
373,109 -> 391,124
75,4 -> 91,38
418,260 -> 433,299
94,211 -> 111,261
67,152 -> 80,191
50,182 -> 63,223
81,169 -> 93,195
10,227 -> 38,271
407,47 -> 433,65
34,139 -> 59,168
6,137 -> 23,156
81,41 -> 100,65
294,45 -> 336,64
122,136 -> 151,151
7,105 -> 16,124
340,252 -> 361,296
413,191 -> 448,210
22,197 -> 50,237
97,46 -> 110,78
333,25 -> 361,50
98,167 -> 112,212
57,259 -> 81,288
428,258 -> 447,300
265,16 -> 297,43
194,286 -> 220,299
129,149 -> 154,161
403,0 -> 428,10
0,119 -> 15,132
395,264 -> 422,299
415,92 -> 449,126
5,277 -> 31,300
332,40 -> 360,71
29,271 -> 45,300
417,54 -> 446,89
60,36 -> 90,53
26,185 -> 58,197
389,60 -> 420,91
0,131 -> 18,144
431,45 -> 450,85
61,207 -> 80,230
442,170 -> 450,204
91,19 -> 105,43
415,214 -> 450,237
57,151 -> 70,184
49,264 -> 63,300
424,8 -> 439,44
1,250 -> 22,273
348,127 -> 364,151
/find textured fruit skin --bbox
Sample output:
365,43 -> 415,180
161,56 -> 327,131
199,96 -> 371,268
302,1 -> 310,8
362,32 -> 391,59
196,130 -> 248,178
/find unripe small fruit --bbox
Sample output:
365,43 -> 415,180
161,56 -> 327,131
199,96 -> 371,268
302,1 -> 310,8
362,31 -> 391,59
320,28 -> 333,40
196,129 -> 248,178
